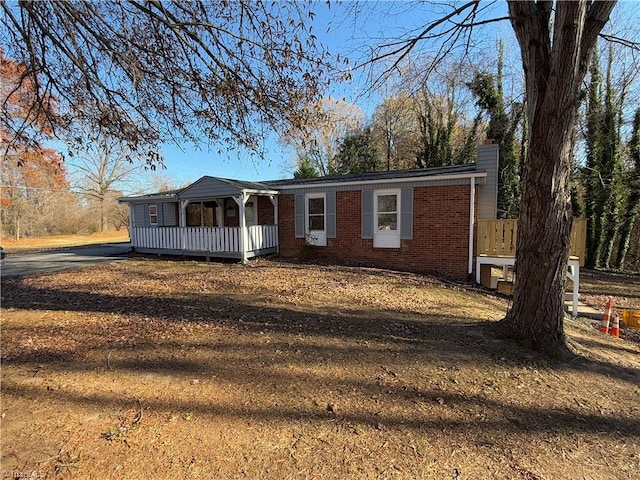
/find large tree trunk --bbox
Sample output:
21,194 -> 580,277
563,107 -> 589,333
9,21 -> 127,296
499,1 -> 616,357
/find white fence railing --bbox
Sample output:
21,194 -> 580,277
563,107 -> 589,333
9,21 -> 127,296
133,225 -> 278,254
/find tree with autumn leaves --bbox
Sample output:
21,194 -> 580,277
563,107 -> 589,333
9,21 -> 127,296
1,49 -> 70,239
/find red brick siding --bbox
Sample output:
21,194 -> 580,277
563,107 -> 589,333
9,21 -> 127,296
257,196 -> 275,225
278,194 -> 301,257
224,198 -> 239,227
278,185 -> 473,279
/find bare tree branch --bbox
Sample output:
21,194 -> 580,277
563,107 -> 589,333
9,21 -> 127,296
599,33 -> 640,51
1,0 -> 333,161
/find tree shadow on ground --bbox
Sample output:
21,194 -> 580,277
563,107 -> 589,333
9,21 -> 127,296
2,367 -> 638,438
2,276 -> 638,388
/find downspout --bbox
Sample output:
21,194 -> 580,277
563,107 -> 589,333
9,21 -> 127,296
468,177 -> 476,277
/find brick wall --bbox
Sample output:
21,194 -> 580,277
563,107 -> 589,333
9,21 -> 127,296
257,196 -> 275,225
278,185 -> 473,279
224,198 -> 239,227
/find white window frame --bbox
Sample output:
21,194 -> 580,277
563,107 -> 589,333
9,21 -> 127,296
149,204 -> 158,226
305,192 -> 326,247
373,189 -> 400,248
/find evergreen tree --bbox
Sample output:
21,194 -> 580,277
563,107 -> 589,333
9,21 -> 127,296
616,108 -> 640,270
584,49 -> 605,268
598,46 -> 626,268
334,127 -> 380,174
413,80 -> 480,169
467,41 -> 523,218
583,45 -> 627,269
293,156 -> 320,179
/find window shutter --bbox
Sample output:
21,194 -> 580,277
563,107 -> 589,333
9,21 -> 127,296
400,187 -> 413,240
143,204 -> 150,227
157,203 -> 164,226
326,191 -> 336,238
294,194 -> 305,238
361,189 -> 373,239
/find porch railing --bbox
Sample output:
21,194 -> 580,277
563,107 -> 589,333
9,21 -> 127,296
132,225 -> 278,254
477,218 -> 587,266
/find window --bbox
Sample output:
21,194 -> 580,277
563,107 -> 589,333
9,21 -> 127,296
187,202 -> 216,226
245,196 -> 256,226
305,193 -> 326,246
374,190 -> 400,248
186,203 -> 202,226
149,204 -> 158,226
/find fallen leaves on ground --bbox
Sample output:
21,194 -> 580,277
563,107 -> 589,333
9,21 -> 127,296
1,257 -> 639,480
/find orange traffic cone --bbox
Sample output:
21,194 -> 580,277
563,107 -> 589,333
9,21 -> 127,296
610,311 -> 620,339
600,298 -> 612,334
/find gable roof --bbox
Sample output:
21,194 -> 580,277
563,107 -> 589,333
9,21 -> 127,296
177,176 -> 278,200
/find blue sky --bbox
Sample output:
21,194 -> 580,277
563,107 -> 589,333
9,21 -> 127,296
141,0 -> 637,190
153,0 -> 515,188
157,1 -> 379,186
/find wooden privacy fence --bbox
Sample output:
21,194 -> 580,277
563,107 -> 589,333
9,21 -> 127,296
477,218 -> 587,266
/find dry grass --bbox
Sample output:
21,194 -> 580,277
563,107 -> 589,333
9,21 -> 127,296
1,257 -> 639,479
579,269 -> 640,310
1,231 -> 129,253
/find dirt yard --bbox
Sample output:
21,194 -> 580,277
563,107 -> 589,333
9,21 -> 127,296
1,257 -> 639,479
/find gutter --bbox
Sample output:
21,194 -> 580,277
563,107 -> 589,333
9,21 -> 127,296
117,194 -> 178,204
274,172 -> 487,190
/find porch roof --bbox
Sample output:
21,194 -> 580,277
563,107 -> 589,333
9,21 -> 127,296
118,177 -> 278,204
179,176 -> 279,199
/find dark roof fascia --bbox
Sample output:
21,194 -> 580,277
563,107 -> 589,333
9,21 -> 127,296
210,177 -> 279,195
266,163 -> 484,189
117,190 -> 181,204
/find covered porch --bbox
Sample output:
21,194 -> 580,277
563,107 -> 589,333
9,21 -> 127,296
132,224 -> 278,260
121,177 -> 279,262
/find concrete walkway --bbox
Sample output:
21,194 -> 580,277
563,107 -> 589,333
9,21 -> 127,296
564,300 -> 602,320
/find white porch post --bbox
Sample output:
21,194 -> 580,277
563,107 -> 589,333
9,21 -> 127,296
179,200 -> 190,227
233,193 -> 249,263
128,204 -> 135,246
269,195 -> 279,253
180,200 -> 190,251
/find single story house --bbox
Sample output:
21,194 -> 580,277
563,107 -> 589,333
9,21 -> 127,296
118,143 -> 499,280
